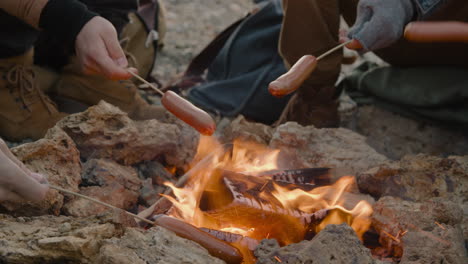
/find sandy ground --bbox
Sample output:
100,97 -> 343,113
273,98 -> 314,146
153,0 -> 255,84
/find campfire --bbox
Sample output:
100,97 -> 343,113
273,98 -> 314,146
2,103 -> 465,264
156,136 -> 373,262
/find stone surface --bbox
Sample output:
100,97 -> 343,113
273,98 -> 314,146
357,154 -> 468,240
343,106 -> 468,160
357,155 -> 467,202
63,159 -> 141,217
57,101 -> 199,167
270,122 -> 388,175
0,214 -> 120,263
371,196 -> 467,263
1,127 -> 82,216
96,227 -> 225,264
221,116 -> 274,145
0,214 -> 224,264
255,224 -> 375,264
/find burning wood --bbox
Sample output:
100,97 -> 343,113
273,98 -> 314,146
200,228 -> 260,251
252,168 -> 332,186
153,137 -> 373,260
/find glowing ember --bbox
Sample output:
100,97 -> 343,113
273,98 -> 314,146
164,136 -> 373,253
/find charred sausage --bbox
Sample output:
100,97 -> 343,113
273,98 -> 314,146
153,215 -> 243,264
405,22 -> 468,43
268,55 -> 318,98
161,91 -> 216,136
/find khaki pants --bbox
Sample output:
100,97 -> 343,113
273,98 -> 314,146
279,0 -> 468,99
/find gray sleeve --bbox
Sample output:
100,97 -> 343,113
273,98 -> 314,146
411,0 -> 450,19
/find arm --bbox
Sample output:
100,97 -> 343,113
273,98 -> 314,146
0,0 -> 134,80
344,0 -> 452,52
0,0 -> 48,29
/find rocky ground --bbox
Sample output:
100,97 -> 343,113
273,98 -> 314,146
1,0 -> 467,263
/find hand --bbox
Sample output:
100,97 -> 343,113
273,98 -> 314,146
342,0 -> 415,52
75,16 -> 137,80
0,139 -> 49,203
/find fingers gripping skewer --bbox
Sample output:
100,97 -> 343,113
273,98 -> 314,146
269,40 -> 353,98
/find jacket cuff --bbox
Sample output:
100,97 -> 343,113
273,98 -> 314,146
411,0 -> 448,19
39,0 -> 98,46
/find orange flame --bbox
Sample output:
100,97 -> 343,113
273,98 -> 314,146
165,136 -> 372,249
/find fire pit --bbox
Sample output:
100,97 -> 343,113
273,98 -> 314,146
147,137 -> 374,263
0,103 -> 466,264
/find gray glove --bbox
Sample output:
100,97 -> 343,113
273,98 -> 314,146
349,0 -> 449,52
348,0 -> 415,52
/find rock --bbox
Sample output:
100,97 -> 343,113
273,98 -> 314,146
0,214 -> 226,264
139,178 -> 164,207
96,227 -> 225,264
255,224 -> 375,264
138,161 -> 176,186
222,116 -> 274,145
357,155 -> 467,204
0,214 -> 120,263
81,159 -> 142,191
57,101 -> 199,167
371,196 -> 467,263
270,122 -> 388,175
63,159 -> 141,217
343,106 -> 468,160
2,127 -> 81,216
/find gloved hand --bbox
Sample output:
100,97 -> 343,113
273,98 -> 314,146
0,139 -> 49,203
345,0 -> 416,52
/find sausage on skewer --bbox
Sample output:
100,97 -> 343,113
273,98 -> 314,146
405,21 -> 468,43
153,215 -> 243,264
268,55 -> 318,98
161,91 -> 216,136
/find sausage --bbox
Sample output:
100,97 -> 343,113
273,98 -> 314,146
268,55 -> 318,98
153,215 -> 243,264
404,21 -> 468,43
161,91 -> 216,136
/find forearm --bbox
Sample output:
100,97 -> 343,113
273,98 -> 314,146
0,0 -> 48,29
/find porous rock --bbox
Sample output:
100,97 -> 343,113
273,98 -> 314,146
63,159 -> 141,217
270,122 -> 388,175
96,227 -> 225,264
357,155 -> 467,202
222,115 -> 274,145
255,224 -> 375,264
0,214 -> 226,264
2,127 -> 81,216
357,154 -> 468,239
0,214 -> 120,263
57,101 -> 199,167
371,196 -> 467,263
